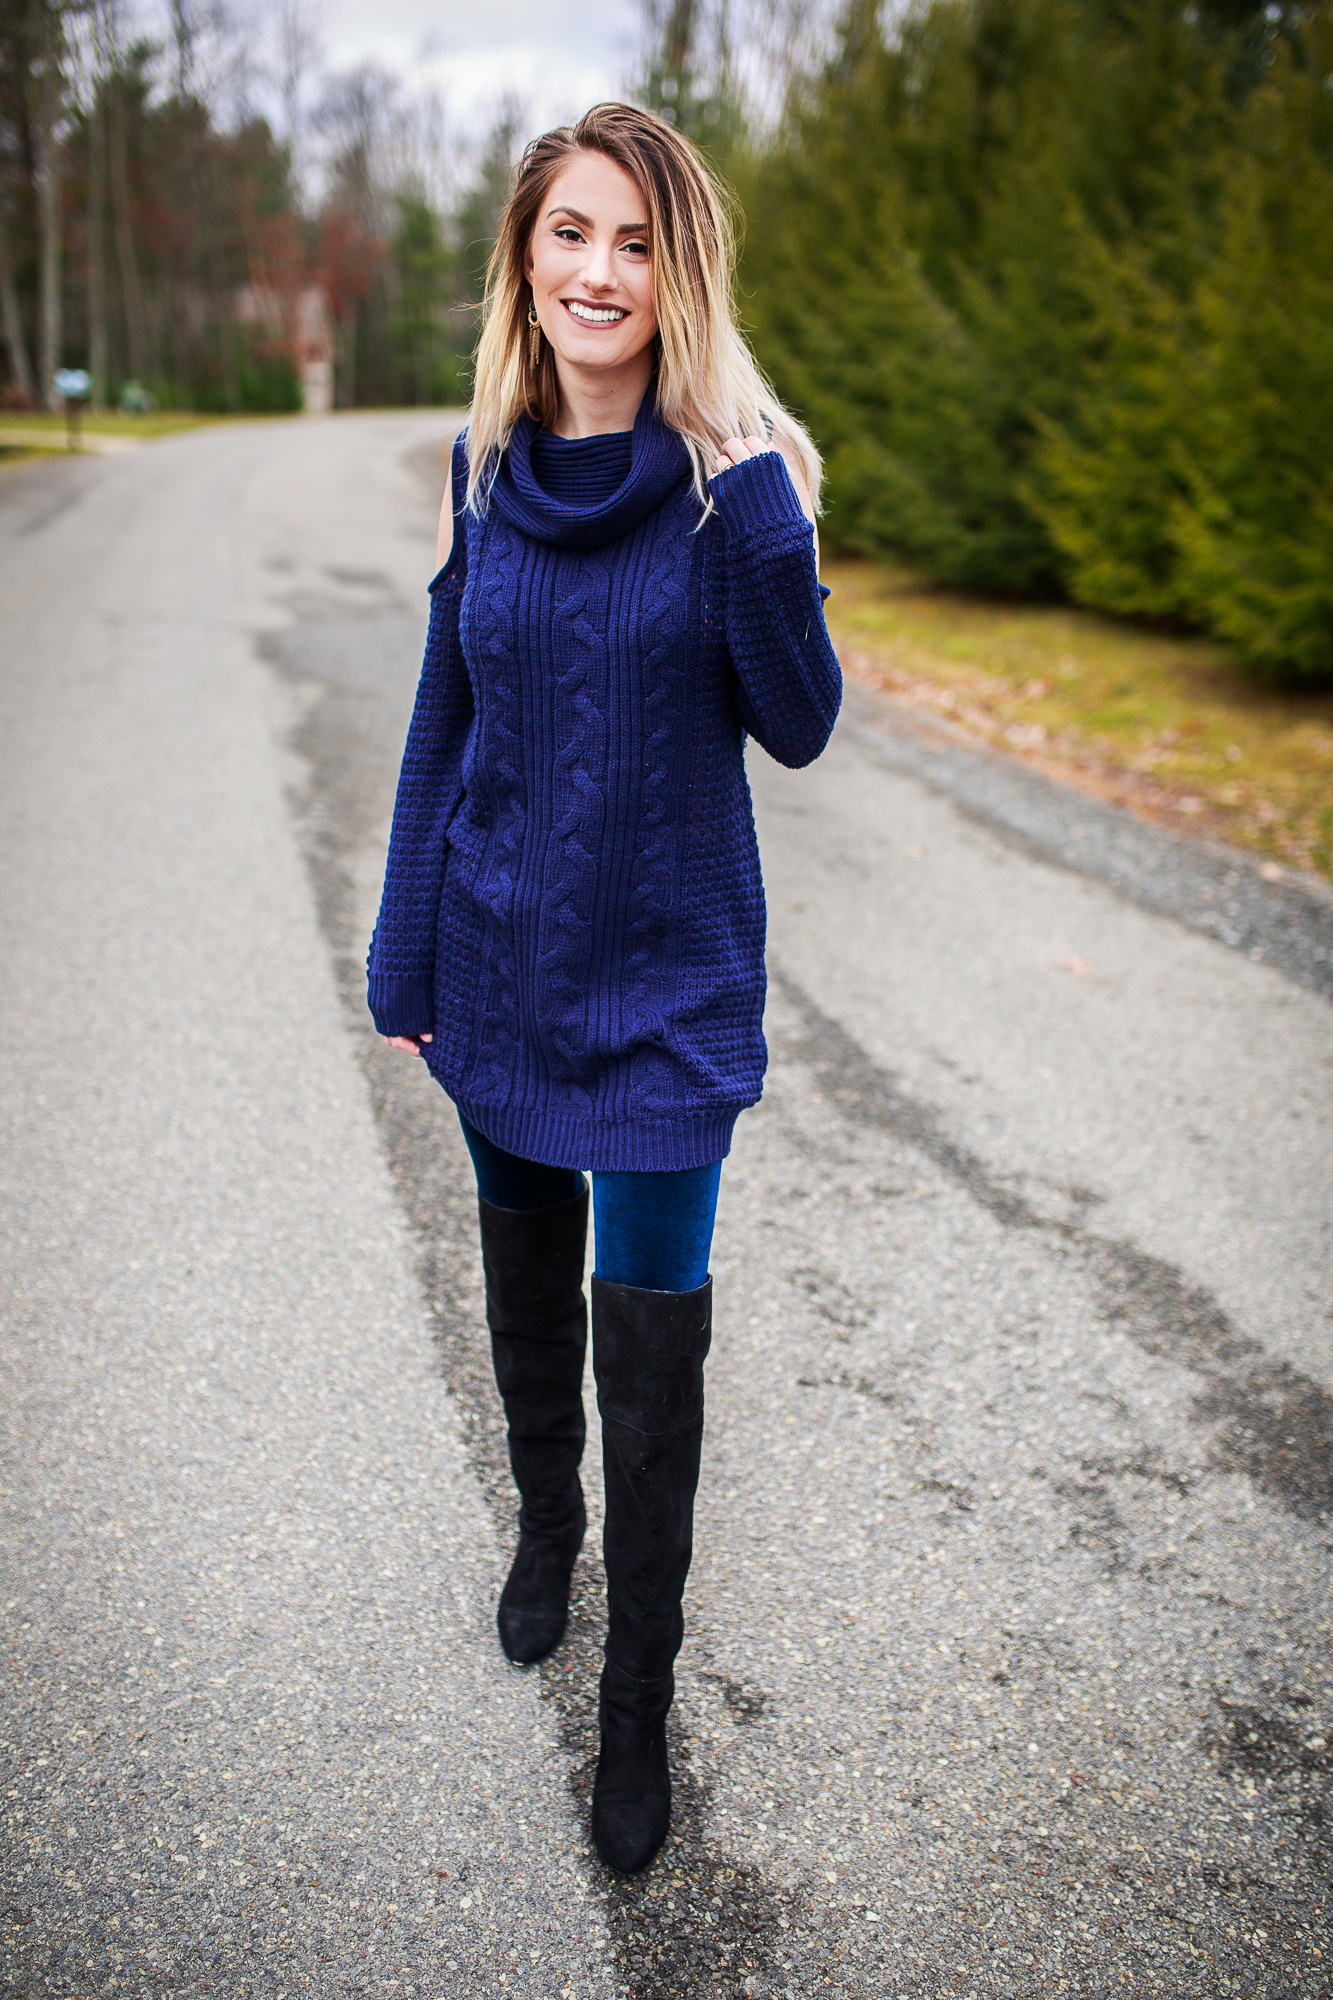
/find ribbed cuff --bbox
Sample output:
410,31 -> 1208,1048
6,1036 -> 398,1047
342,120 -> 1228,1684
708,449 -> 810,537
367,970 -> 435,1038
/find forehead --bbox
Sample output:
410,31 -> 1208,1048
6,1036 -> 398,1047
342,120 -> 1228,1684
544,149 -> 646,225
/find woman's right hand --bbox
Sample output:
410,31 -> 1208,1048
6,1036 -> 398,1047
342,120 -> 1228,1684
382,1033 -> 433,1057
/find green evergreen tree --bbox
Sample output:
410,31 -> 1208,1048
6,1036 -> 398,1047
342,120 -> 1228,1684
738,0 -> 1333,679
391,192 -> 455,403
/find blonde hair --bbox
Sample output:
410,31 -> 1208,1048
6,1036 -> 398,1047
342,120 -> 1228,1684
465,101 -> 822,517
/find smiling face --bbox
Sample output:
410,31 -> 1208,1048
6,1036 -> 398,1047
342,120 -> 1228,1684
524,149 -> 659,401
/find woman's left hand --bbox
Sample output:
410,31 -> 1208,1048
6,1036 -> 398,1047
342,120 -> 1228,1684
713,432 -> 818,535
714,434 -> 771,474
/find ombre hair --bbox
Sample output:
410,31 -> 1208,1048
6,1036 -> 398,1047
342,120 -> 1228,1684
465,101 -> 822,517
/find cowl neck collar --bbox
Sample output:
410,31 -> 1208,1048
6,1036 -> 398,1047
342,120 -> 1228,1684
488,387 -> 692,550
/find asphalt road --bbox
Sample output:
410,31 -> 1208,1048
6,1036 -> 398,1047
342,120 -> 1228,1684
2,413 -> 1330,2000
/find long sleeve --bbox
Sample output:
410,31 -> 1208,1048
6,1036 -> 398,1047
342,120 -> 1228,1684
709,449 -> 842,769
366,434 -> 474,1037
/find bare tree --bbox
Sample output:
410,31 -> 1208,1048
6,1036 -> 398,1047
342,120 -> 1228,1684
633,0 -> 830,140
170,0 -> 193,98
69,1 -> 110,406
31,0 -> 65,406
0,184 -> 36,402
189,0 -> 262,130
275,0 -> 322,196
103,0 -> 146,382
87,85 -> 107,404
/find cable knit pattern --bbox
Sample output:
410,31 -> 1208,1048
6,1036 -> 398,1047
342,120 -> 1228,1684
368,395 -> 841,1172
622,495 -> 693,1118
537,547 -> 608,1099
461,514 -> 527,1103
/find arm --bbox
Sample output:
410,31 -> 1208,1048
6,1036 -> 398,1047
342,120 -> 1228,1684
709,438 -> 841,770
366,431 -> 474,1047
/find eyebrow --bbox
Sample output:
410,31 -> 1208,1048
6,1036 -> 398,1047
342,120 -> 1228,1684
546,204 -> 648,234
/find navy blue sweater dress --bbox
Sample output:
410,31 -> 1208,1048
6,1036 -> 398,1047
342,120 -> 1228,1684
367,390 -> 841,1171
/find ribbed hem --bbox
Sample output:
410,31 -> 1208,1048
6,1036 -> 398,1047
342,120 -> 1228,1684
367,970 -> 435,1038
449,1092 -> 741,1173
709,449 -> 809,537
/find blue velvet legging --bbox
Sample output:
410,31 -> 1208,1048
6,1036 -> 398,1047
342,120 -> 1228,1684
457,1112 -> 720,1293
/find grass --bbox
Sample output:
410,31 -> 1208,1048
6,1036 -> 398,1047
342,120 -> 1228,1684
0,438 -> 70,474
821,557 -> 1333,885
0,408 -> 298,440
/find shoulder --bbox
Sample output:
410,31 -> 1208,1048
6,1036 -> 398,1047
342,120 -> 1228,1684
450,427 -> 470,496
435,428 -> 471,576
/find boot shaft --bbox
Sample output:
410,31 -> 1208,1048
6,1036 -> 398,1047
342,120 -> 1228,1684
479,1189 -> 590,1529
479,1188 -> 589,1335
592,1275 -> 712,1682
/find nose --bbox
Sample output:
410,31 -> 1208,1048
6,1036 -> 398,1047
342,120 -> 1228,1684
580,240 -> 617,293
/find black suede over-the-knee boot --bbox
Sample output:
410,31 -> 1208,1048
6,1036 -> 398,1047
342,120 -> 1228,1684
479,1189 -> 589,1665
590,1274 -> 712,1873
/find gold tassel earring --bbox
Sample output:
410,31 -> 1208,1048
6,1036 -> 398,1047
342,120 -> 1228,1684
527,300 -> 542,369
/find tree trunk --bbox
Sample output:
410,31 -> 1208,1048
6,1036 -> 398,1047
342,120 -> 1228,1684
169,0 -> 192,99
33,9 -> 64,410
204,148 -> 239,411
87,84 -> 108,409
0,194 -> 37,403
338,303 -> 357,408
108,72 -> 146,382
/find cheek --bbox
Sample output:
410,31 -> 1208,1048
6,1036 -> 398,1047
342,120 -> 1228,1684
529,239 -> 564,297
633,271 -> 658,330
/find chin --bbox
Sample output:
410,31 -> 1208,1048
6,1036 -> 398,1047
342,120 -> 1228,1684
560,339 -> 633,368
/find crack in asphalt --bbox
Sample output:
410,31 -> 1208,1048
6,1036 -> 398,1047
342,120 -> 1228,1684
768,961 -> 1333,1529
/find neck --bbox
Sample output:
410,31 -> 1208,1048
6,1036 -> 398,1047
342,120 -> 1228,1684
551,348 -> 655,439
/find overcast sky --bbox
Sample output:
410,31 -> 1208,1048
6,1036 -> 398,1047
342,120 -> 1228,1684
318,0 -> 641,138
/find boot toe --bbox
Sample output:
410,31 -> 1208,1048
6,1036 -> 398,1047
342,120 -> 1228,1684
591,1783 -> 671,1874
591,1685 -> 672,1874
496,1592 -> 568,1666
496,1524 -> 583,1666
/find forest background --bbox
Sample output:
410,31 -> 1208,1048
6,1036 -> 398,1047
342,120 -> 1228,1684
2,0 -> 1331,692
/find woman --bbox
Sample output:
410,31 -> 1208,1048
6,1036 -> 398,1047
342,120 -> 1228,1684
368,101 -> 840,1873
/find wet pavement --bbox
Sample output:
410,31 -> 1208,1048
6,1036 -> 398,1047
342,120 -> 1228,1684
2,414 -> 1330,1998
